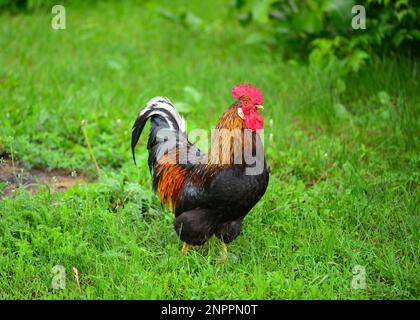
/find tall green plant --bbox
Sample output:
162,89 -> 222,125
230,0 -> 420,74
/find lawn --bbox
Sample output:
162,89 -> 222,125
0,0 -> 418,299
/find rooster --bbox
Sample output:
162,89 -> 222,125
131,84 -> 269,261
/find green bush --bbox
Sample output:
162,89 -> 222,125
230,0 -> 420,74
0,0 -> 56,12
0,0 -> 97,13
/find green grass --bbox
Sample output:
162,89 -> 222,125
0,0 -> 419,299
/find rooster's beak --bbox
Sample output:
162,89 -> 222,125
256,105 -> 264,110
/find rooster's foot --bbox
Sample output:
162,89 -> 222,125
218,242 -> 228,263
181,242 -> 189,256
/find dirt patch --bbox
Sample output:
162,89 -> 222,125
0,159 -> 87,196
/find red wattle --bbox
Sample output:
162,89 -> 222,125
244,110 -> 264,132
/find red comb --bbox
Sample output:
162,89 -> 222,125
232,83 -> 263,105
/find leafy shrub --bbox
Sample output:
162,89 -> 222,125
0,0 -> 97,13
0,0 -> 57,13
230,0 -> 420,74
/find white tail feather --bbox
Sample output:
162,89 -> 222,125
140,96 -> 186,134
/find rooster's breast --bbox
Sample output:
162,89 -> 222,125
210,165 -> 269,211
176,164 -> 269,219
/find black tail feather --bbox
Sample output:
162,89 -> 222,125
131,110 -> 152,165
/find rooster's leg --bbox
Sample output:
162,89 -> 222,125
181,242 -> 189,256
219,241 -> 228,263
